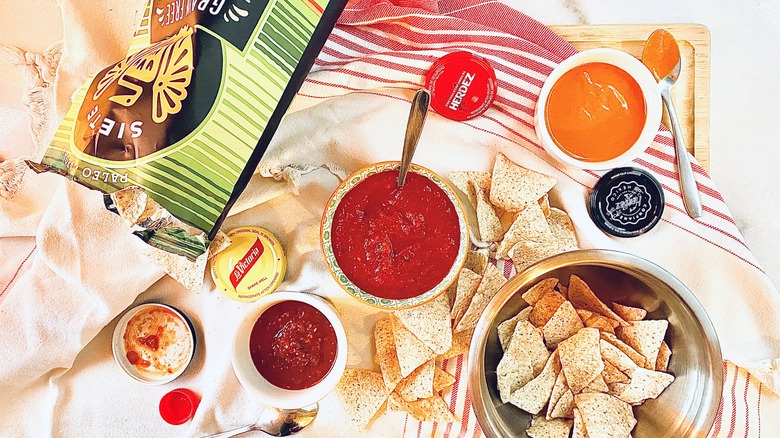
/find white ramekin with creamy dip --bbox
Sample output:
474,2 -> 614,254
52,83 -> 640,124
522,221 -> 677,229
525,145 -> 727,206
112,303 -> 195,385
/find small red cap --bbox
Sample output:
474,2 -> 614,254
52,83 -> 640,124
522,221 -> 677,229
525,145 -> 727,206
159,388 -> 201,425
425,51 -> 497,121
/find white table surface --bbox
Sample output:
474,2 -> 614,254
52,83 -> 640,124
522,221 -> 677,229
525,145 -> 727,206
1,0 -> 779,290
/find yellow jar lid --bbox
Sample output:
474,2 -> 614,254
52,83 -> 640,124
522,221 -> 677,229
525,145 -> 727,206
211,226 -> 287,302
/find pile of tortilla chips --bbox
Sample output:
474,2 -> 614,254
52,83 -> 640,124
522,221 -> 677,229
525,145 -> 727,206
496,275 -> 674,438
336,293 -> 462,430
448,153 -> 579,270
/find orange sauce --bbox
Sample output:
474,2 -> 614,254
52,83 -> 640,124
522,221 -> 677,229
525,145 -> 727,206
545,62 -> 646,162
642,30 -> 680,81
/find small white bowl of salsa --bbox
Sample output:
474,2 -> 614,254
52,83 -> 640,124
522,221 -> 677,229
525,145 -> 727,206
231,291 -> 348,409
535,48 -> 662,170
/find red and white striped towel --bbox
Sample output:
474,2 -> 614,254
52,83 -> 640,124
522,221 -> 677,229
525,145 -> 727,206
268,0 -> 780,436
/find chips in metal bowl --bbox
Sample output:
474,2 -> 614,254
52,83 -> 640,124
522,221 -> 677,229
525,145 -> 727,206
467,249 -> 722,438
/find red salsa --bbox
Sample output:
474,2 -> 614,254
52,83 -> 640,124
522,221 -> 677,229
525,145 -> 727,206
249,301 -> 337,390
331,170 -> 460,299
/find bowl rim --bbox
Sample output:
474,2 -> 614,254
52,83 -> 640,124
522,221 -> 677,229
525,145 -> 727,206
319,161 -> 469,310
111,302 -> 196,385
230,291 -> 348,409
534,48 -> 663,170
467,249 -> 723,438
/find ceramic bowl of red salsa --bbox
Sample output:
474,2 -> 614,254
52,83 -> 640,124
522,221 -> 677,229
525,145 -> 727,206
320,162 -> 469,310
231,291 -> 347,409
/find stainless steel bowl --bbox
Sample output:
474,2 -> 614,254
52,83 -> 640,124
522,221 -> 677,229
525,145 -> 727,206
468,249 -> 722,438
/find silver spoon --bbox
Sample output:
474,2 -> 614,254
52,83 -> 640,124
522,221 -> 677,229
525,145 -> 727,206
202,404 -> 318,437
395,89 -> 490,248
644,29 -> 703,218
397,89 -> 431,187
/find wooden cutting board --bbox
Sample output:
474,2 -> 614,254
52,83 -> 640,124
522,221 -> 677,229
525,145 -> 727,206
548,24 -> 711,171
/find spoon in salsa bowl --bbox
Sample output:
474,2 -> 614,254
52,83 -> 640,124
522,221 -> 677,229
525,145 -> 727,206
643,29 -> 703,218
397,89 -> 431,187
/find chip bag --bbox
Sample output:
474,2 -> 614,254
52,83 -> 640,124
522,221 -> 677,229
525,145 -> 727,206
27,0 -> 346,260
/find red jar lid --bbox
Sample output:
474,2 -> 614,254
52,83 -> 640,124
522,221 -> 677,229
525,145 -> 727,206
159,388 -> 201,425
425,51 -> 497,121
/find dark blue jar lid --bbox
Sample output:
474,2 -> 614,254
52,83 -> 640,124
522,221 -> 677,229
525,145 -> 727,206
589,167 -> 665,238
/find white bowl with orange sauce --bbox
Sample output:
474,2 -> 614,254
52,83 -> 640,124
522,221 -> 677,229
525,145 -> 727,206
535,48 -> 662,170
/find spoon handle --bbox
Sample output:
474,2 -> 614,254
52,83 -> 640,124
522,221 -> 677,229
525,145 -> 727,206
200,424 -> 258,438
397,89 -> 431,187
661,86 -> 703,218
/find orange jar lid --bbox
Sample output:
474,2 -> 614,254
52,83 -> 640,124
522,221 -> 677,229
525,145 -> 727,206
211,227 -> 287,302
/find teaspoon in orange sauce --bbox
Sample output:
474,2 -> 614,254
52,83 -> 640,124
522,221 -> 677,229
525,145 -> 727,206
642,29 -> 680,82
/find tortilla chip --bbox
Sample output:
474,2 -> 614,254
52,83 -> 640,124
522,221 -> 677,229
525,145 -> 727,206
616,367 -> 674,404
374,317 -> 403,391
539,193 -> 551,218
616,320 -> 668,367
542,300 -> 585,348
337,369 -> 389,431
433,367 -> 456,393
454,262 -> 507,333
656,341 -> 671,372
526,416 -> 572,438
529,290 -> 566,328
497,306 -> 532,351
599,339 -> 640,374
495,202 -> 554,259
584,314 -> 616,336
439,329 -> 472,359
447,172 -> 473,207
468,171 -> 492,195
509,350 -> 561,415
497,320 -> 548,402
572,408 -> 587,438
606,381 -> 627,397
601,332 -> 647,369
395,360 -> 435,402
497,350 -> 534,403
567,275 -> 628,326
394,293 -> 452,355
522,278 -> 558,307
558,328 -> 605,393
509,240 -> 561,273
547,208 -> 579,251
404,396 -> 457,422
546,371 -> 569,419
476,186 -> 504,242
583,374 -> 608,393
447,171 -> 491,212
387,391 -> 410,412
464,250 -> 489,276
550,389 -> 575,419
489,153 -> 556,213
391,315 -> 436,377
451,268 -> 482,324
443,281 -> 458,311
575,392 -> 636,438
447,171 -> 491,210
611,302 -> 647,322
507,320 -> 551,375
602,360 -> 631,385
